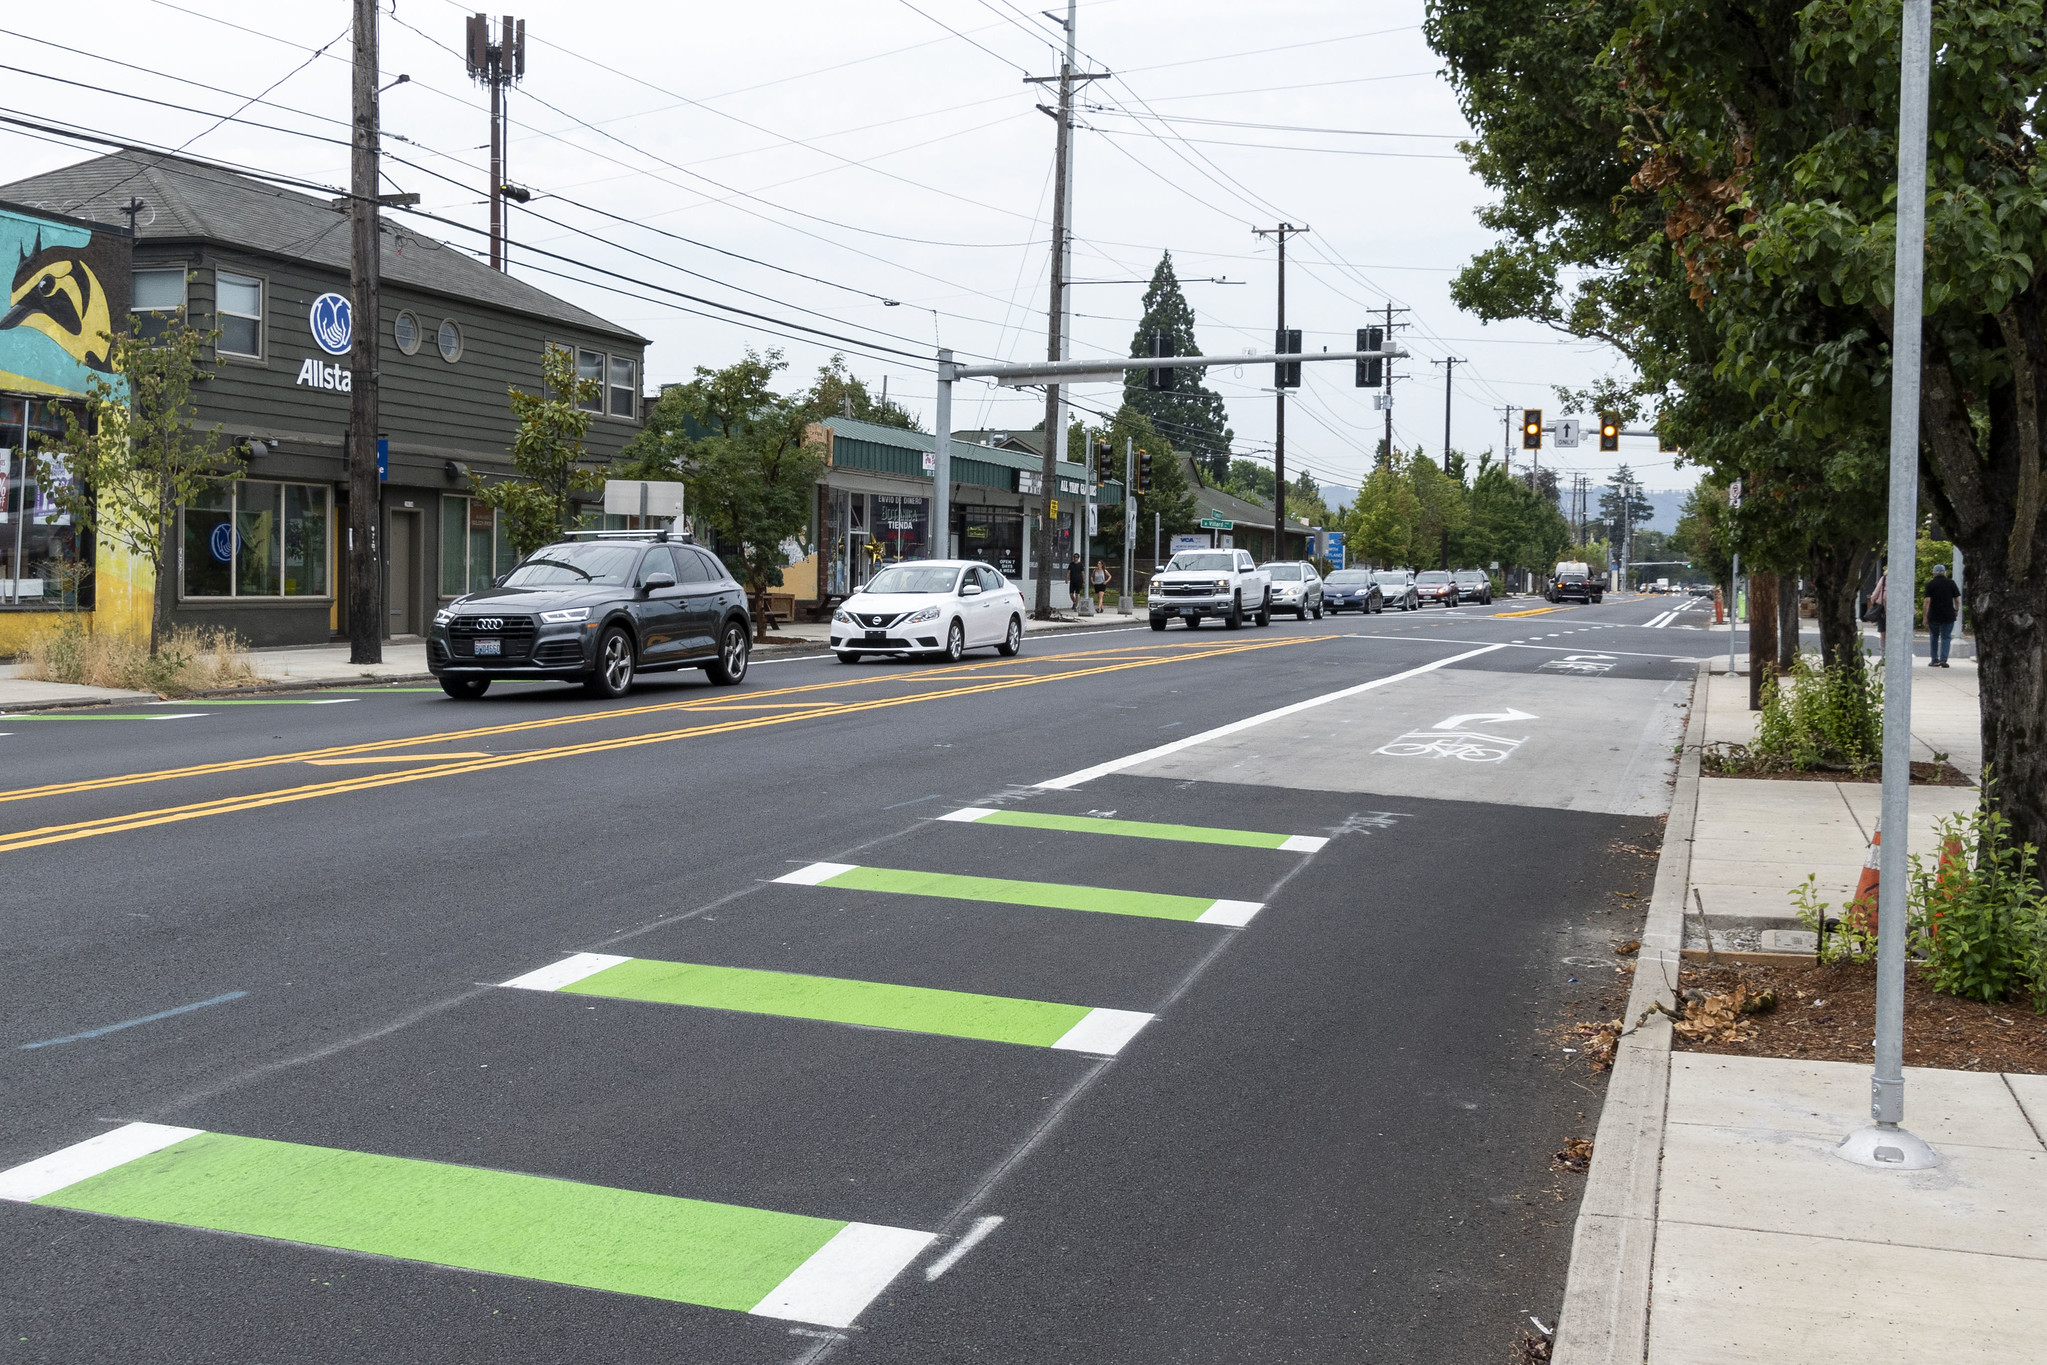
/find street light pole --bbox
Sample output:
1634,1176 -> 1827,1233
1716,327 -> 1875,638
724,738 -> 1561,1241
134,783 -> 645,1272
1841,0 -> 1936,1170
933,349 -> 952,560
1120,435 -> 1134,614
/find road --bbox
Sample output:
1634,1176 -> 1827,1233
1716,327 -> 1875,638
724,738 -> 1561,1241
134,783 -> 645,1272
0,592 -> 1704,1362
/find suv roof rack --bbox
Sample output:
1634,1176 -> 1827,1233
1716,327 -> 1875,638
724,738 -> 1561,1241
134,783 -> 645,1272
560,528 -> 691,543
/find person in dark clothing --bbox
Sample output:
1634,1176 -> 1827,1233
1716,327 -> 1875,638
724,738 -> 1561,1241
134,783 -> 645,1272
1924,564 -> 1961,666
1067,553 -> 1083,606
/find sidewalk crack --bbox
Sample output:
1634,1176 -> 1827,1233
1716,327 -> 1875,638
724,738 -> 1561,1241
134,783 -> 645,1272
2003,1072 -> 2047,1153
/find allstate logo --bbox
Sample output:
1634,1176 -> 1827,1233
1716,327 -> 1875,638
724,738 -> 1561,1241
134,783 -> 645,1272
209,521 -> 236,563
310,292 -> 353,355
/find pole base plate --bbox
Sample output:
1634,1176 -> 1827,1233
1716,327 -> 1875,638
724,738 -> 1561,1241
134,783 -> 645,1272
1835,1124 -> 1938,1170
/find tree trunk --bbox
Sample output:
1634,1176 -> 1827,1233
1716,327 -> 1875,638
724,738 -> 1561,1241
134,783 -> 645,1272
1777,571 -> 1799,671
1808,541 -> 1871,676
1748,571 -> 1779,710
150,480 -> 171,657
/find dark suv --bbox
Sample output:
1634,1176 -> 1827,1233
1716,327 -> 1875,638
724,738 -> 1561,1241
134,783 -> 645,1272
429,533 -> 753,699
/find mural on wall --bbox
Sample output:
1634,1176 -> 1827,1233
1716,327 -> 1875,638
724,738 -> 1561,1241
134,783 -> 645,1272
0,202 -> 131,398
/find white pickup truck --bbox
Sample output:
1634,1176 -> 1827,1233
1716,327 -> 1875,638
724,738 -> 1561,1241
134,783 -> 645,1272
1147,548 -> 1273,630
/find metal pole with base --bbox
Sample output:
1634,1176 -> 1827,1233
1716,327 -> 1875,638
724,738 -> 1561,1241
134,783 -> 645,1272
1118,435 -> 1134,614
1728,552 -> 1740,680
1839,0 -> 1936,1172
933,349 -> 953,562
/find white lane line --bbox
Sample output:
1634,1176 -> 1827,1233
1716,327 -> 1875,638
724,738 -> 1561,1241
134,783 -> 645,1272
1050,1007 -> 1155,1055
924,1215 -> 1005,1282
0,1122 -> 203,1203
775,861 -> 858,886
1197,899 -> 1264,927
936,807 -> 997,823
1034,643 -> 1506,789
499,952 -> 630,992
750,1222 -> 937,1328
1279,834 -> 1329,852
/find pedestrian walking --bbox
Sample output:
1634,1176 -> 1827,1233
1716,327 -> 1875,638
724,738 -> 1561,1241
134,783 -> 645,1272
1091,558 -> 1109,610
1865,566 -> 1888,652
1924,563 -> 1961,667
1066,553 -> 1083,609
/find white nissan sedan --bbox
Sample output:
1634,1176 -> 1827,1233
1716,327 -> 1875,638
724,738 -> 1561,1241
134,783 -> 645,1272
832,560 -> 1028,664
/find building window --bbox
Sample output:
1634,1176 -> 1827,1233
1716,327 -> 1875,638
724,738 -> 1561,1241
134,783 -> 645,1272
438,318 -> 463,363
182,480 -> 329,598
130,268 -> 184,340
608,355 -> 636,418
576,348 -> 604,413
393,311 -> 420,355
215,272 -> 263,358
440,496 -> 516,596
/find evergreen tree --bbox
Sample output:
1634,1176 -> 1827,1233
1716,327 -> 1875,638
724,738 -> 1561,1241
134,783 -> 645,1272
1122,252 -> 1234,484
1597,465 -> 1655,544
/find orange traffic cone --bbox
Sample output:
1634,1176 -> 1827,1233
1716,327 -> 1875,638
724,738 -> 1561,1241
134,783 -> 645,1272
1714,588 -> 1725,624
1845,819 -> 1881,933
1925,830 -> 1969,948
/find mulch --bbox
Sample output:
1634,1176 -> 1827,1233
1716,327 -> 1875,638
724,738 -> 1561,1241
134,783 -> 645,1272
1674,959 -> 2047,1073
1697,757 -> 1974,786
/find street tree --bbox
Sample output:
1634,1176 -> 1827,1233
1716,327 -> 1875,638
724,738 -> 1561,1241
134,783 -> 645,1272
56,314 -> 243,655
801,355 -> 920,431
479,343 -> 604,557
623,350 -> 825,640
1122,252 -> 1235,484
1598,467 -> 1656,546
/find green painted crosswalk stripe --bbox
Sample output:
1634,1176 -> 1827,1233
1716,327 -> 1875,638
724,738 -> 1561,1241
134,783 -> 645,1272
1,1124 -> 931,1326
937,806 -> 1326,851
501,954 -> 1153,1054
774,862 -> 1262,926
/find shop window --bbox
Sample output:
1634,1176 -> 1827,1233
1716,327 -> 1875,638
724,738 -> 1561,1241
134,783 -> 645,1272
3,424 -> 91,608
440,496 -> 514,596
608,356 -> 636,418
215,272 -> 263,358
181,480 -> 329,598
576,349 -> 604,413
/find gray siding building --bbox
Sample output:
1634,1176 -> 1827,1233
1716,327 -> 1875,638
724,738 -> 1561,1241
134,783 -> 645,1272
0,152 -> 648,646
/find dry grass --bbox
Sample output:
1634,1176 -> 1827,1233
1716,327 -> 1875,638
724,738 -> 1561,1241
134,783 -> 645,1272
16,619 -> 261,696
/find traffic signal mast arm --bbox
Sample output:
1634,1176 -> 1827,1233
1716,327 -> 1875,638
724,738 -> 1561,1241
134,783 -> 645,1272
949,344 -> 1408,384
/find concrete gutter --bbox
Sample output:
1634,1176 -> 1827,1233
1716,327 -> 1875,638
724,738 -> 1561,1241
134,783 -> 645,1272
1552,660 -> 1708,1363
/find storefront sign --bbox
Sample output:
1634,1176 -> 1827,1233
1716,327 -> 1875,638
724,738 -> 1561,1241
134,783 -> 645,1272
1017,470 -> 1042,495
295,357 -> 353,391
310,292 -> 353,355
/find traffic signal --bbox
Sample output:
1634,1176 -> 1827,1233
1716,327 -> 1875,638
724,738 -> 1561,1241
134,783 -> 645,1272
1146,331 -> 1176,392
1356,326 -> 1384,387
1137,448 -> 1154,493
1599,413 -> 1620,452
1275,328 -> 1302,389
1522,409 -> 1543,450
1094,438 -> 1111,482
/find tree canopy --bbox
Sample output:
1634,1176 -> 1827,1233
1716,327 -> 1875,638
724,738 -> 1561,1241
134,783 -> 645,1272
1122,252 -> 1235,484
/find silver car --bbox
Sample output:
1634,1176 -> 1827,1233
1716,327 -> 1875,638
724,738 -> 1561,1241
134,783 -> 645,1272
1265,561 -> 1324,619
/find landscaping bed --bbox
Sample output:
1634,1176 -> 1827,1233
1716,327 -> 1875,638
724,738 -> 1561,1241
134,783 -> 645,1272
1699,754 -> 1973,786
1673,958 -> 2047,1074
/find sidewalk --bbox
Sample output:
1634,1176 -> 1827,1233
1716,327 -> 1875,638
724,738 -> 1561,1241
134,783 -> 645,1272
0,609 -> 1147,711
1556,660 -> 2045,1365
1691,664 -> 1981,944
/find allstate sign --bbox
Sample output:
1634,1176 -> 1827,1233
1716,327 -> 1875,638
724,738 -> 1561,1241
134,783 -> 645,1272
309,292 -> 353,355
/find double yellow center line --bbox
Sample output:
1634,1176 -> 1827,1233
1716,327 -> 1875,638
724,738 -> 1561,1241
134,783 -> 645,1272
0,635 -> 1319,855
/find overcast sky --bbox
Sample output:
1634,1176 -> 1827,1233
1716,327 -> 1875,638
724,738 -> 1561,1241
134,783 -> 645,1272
2,0 -> 1692,494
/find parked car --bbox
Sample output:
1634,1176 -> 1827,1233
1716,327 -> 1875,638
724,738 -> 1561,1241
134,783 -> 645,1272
1373,569 -> 1420,611
429,532 -> 753,699
1265,561 -> 1324,619
832,560 -> 1026,663
1148,549 -> 1273,630
1321,569 -> 1385,614
1413,570 -> 1461,608
1453,569 -> 1493,605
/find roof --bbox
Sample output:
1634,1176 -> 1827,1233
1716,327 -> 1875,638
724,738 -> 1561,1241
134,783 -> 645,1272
820,416 -> 1098,483
1183,452 -> 1312,533
0,152 -> 645,344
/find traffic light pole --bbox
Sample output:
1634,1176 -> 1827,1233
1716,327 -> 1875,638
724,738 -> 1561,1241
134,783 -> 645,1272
1254,223 -> 1307,559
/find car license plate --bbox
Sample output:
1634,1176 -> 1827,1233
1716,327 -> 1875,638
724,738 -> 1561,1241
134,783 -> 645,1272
473,639 -> 500,656
865,630 -> 886,641
1177,607 -> 1196,616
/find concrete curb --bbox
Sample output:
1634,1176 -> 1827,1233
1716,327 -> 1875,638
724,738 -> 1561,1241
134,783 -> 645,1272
1553,660 -> 1709,1364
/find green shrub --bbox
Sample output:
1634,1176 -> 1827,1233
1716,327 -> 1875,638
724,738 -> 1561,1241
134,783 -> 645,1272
1749,654 -> 1883,774
1911,784 -> 2047,1008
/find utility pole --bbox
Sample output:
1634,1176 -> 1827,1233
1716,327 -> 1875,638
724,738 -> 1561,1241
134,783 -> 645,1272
347,0 -> 382,664
465,14 -> 527,271
1253,223 -> 1307,558
1024,5 -> 1104,619
1377,302 -> 1409,465
1432,356 -> 1463,463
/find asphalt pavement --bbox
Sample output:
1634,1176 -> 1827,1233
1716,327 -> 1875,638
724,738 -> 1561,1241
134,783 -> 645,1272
0,593 -> 1707,1362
